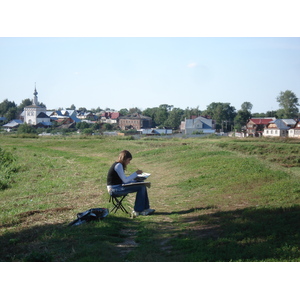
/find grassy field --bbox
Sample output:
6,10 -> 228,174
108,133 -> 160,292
1,134 -> 300,262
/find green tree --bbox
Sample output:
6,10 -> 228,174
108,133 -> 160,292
66,104 -> 76,110
4,107 -> 17,121
119,108 -> 129,116
154,105 -> 169,126
91,106 -> 102,113
241,101 -> 253,112
204,102 -> 236,131
17,98 -> 32,110
265,110 -> 278,118
92,122 -> 101,130
234,110 -> 251,131
276,90 -> 299,118
164,107 -> 184,129
128,107 -> 142,114
160,104 -> 174,111
252,112 -> 265,117
0,99 -> 17,119
143,107 -> 157,119
38,102 -> 46,108
16,99 -> 32,118
142,105 -> 173,127
76,122 -> 90,130
103,123 -> 113,131
183,106 -> 201,119
142,107 -> 159,127
234,102 -> 252,131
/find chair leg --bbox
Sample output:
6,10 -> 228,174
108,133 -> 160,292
110,195 -> 129,214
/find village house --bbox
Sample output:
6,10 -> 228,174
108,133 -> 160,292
2,119 -> 23,131
281,119 -> 297,127
263,119 -> 297,138
180,116 -> 216,135
246,118 -> 275,137
289,120 -> 300,138
77,111 -> 97,121
48,110 -> 81,123
264,119 -> 290,137
118,113 -> 152,130
100,111 -> 121,124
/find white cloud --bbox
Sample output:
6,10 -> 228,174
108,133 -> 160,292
187,62 -> 197,68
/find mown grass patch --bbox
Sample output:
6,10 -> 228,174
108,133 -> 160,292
217,138 -> 300,167
169,205 -> 300,261
0,215 -> 127,262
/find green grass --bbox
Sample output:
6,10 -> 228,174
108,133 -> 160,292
1,135 -> 300,261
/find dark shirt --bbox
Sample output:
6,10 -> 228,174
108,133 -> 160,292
107,162 -> 123,185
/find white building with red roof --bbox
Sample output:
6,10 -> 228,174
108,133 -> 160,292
246,118 -> 275,137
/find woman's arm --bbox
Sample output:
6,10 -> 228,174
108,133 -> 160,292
114,163 -> 138,184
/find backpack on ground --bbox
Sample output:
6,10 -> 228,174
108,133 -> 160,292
68,208 -> 109,226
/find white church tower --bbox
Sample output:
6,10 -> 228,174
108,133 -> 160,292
24,84 -> 48,125
32,85 -> 39,105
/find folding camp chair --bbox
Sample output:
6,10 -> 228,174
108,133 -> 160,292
109,193 -> 129,214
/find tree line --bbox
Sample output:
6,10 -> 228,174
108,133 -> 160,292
1,90 -> 299,132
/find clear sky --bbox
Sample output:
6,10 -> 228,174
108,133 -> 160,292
1,2 -> 300,114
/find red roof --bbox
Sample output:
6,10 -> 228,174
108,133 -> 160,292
111,112 -> 120,119
101,112 -> 121,119
249,118 -> 274,125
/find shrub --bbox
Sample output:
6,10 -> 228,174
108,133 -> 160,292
17,123 -> 37,134
83,128 -> 93,135
192,130 -> 204,135
0,147 -> 18,190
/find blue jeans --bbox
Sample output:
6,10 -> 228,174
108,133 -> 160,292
110,184 -> 150,212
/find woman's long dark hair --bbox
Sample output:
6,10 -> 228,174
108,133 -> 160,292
117,150 -> 132,170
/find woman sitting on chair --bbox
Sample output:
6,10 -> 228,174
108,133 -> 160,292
107,150 -> 155,217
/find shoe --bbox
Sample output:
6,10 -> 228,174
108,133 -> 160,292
131,211 -> 139,218
140,208 -> 155,216
139,210 -> 148,216
144,208 -> 155,215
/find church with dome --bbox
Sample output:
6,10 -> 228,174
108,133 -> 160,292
23,85 -> 51,126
